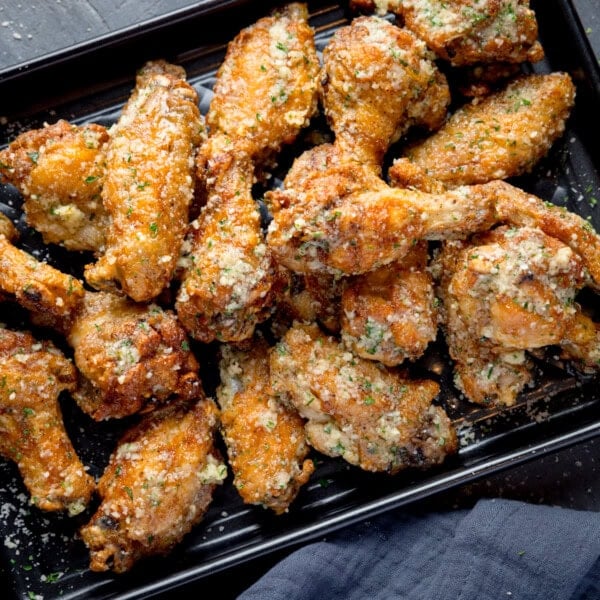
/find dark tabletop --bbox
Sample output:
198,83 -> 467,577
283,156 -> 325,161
0,1 -> 599,598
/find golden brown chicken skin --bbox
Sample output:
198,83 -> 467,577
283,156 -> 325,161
217,339 -> 314,514
321,15 -> 449,166
391,0 -> 544,66
80,396 -> 226,573
0,327 -> 95,514
0,120 -> 109,251
270,322 -> 456,473
205,2 -> 320,164
0,235 -> 201,420
435,225 -> 596,406
341,242 -> 438,366
85,60 -> 203,302
273,268 -> 344,334
176,4 -> 320,343
0,212 -> 18,241
0,234 -> 85,333
68,291 -> 201,421
267,151 -> 497,276
176,139 -> 274,343
393,73 -> 576,187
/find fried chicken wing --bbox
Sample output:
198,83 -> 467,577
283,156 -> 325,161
341,242 -> 438,365
392,73 -> 576,187
205,2 -> 320,164
267,155 -> 497,275
68,291 -> 201,421
175,139 -> 274,343
270,322 -> 456,473
435,225 -> 598,406
80,396 -> 226,573
0,236 -> 201,419
0,327 -> 95,514
217,339 -> 314,514
0,120 -> 109,251
176,4 -> 320,343
382,0 -> 544,66
322,15 -> 449,166
85,60 -> 203,302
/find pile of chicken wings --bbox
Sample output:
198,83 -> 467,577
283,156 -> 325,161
0,0 -> 597,574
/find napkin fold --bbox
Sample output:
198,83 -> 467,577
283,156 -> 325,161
238,499 -> 600,600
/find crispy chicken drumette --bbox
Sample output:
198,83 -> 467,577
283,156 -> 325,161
85,60 -> 203,302
176,3 -> 320,343
0,327 -> 95,514
435,225 -> 600,407
217,339 -> 314,514
392,73 -> 576,188
270,322 -> 456,473
0,120 -> 109,252
0,235 -> 201,420
80,396 -> 226,572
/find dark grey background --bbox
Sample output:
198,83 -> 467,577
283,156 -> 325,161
0,1 -> 598,598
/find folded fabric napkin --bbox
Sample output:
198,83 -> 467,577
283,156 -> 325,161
238,498 -> 600,600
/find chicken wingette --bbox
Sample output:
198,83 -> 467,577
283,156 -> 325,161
85,60 -> 203,302
217,339 -> 314,514
176,3 -> 320,343
0,119 -> 109,251
321,14 -> 449,167
270,322 -> 456,473
80,396 -> 226,572
0,327 -> 95,514
392,73 -> 576,188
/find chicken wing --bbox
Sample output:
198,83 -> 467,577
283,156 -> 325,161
0,327 -> 95,514
67,291 -> 201,421
0,212 -> 18,241
357,0 -> 544,66
392,73 -> 576,187
435,225 -> 598,406
341,242 -> 438,366
270,322 -> 456,473
0,119 -> 109,252
80,396 -> 226,573
175,139 -> 275,343
0,236 -> 201,420
85,60 -> 203,302
217,339 -> 314,514
321,15 -> 449,166
204,2 -> 320,164
176,3 -> 320,343
267,154 -> 497,275
0,234 -> 85,333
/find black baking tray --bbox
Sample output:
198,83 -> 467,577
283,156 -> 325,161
1,1 -> 600,599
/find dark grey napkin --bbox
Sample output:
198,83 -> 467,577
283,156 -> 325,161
238,499 -> 600,600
